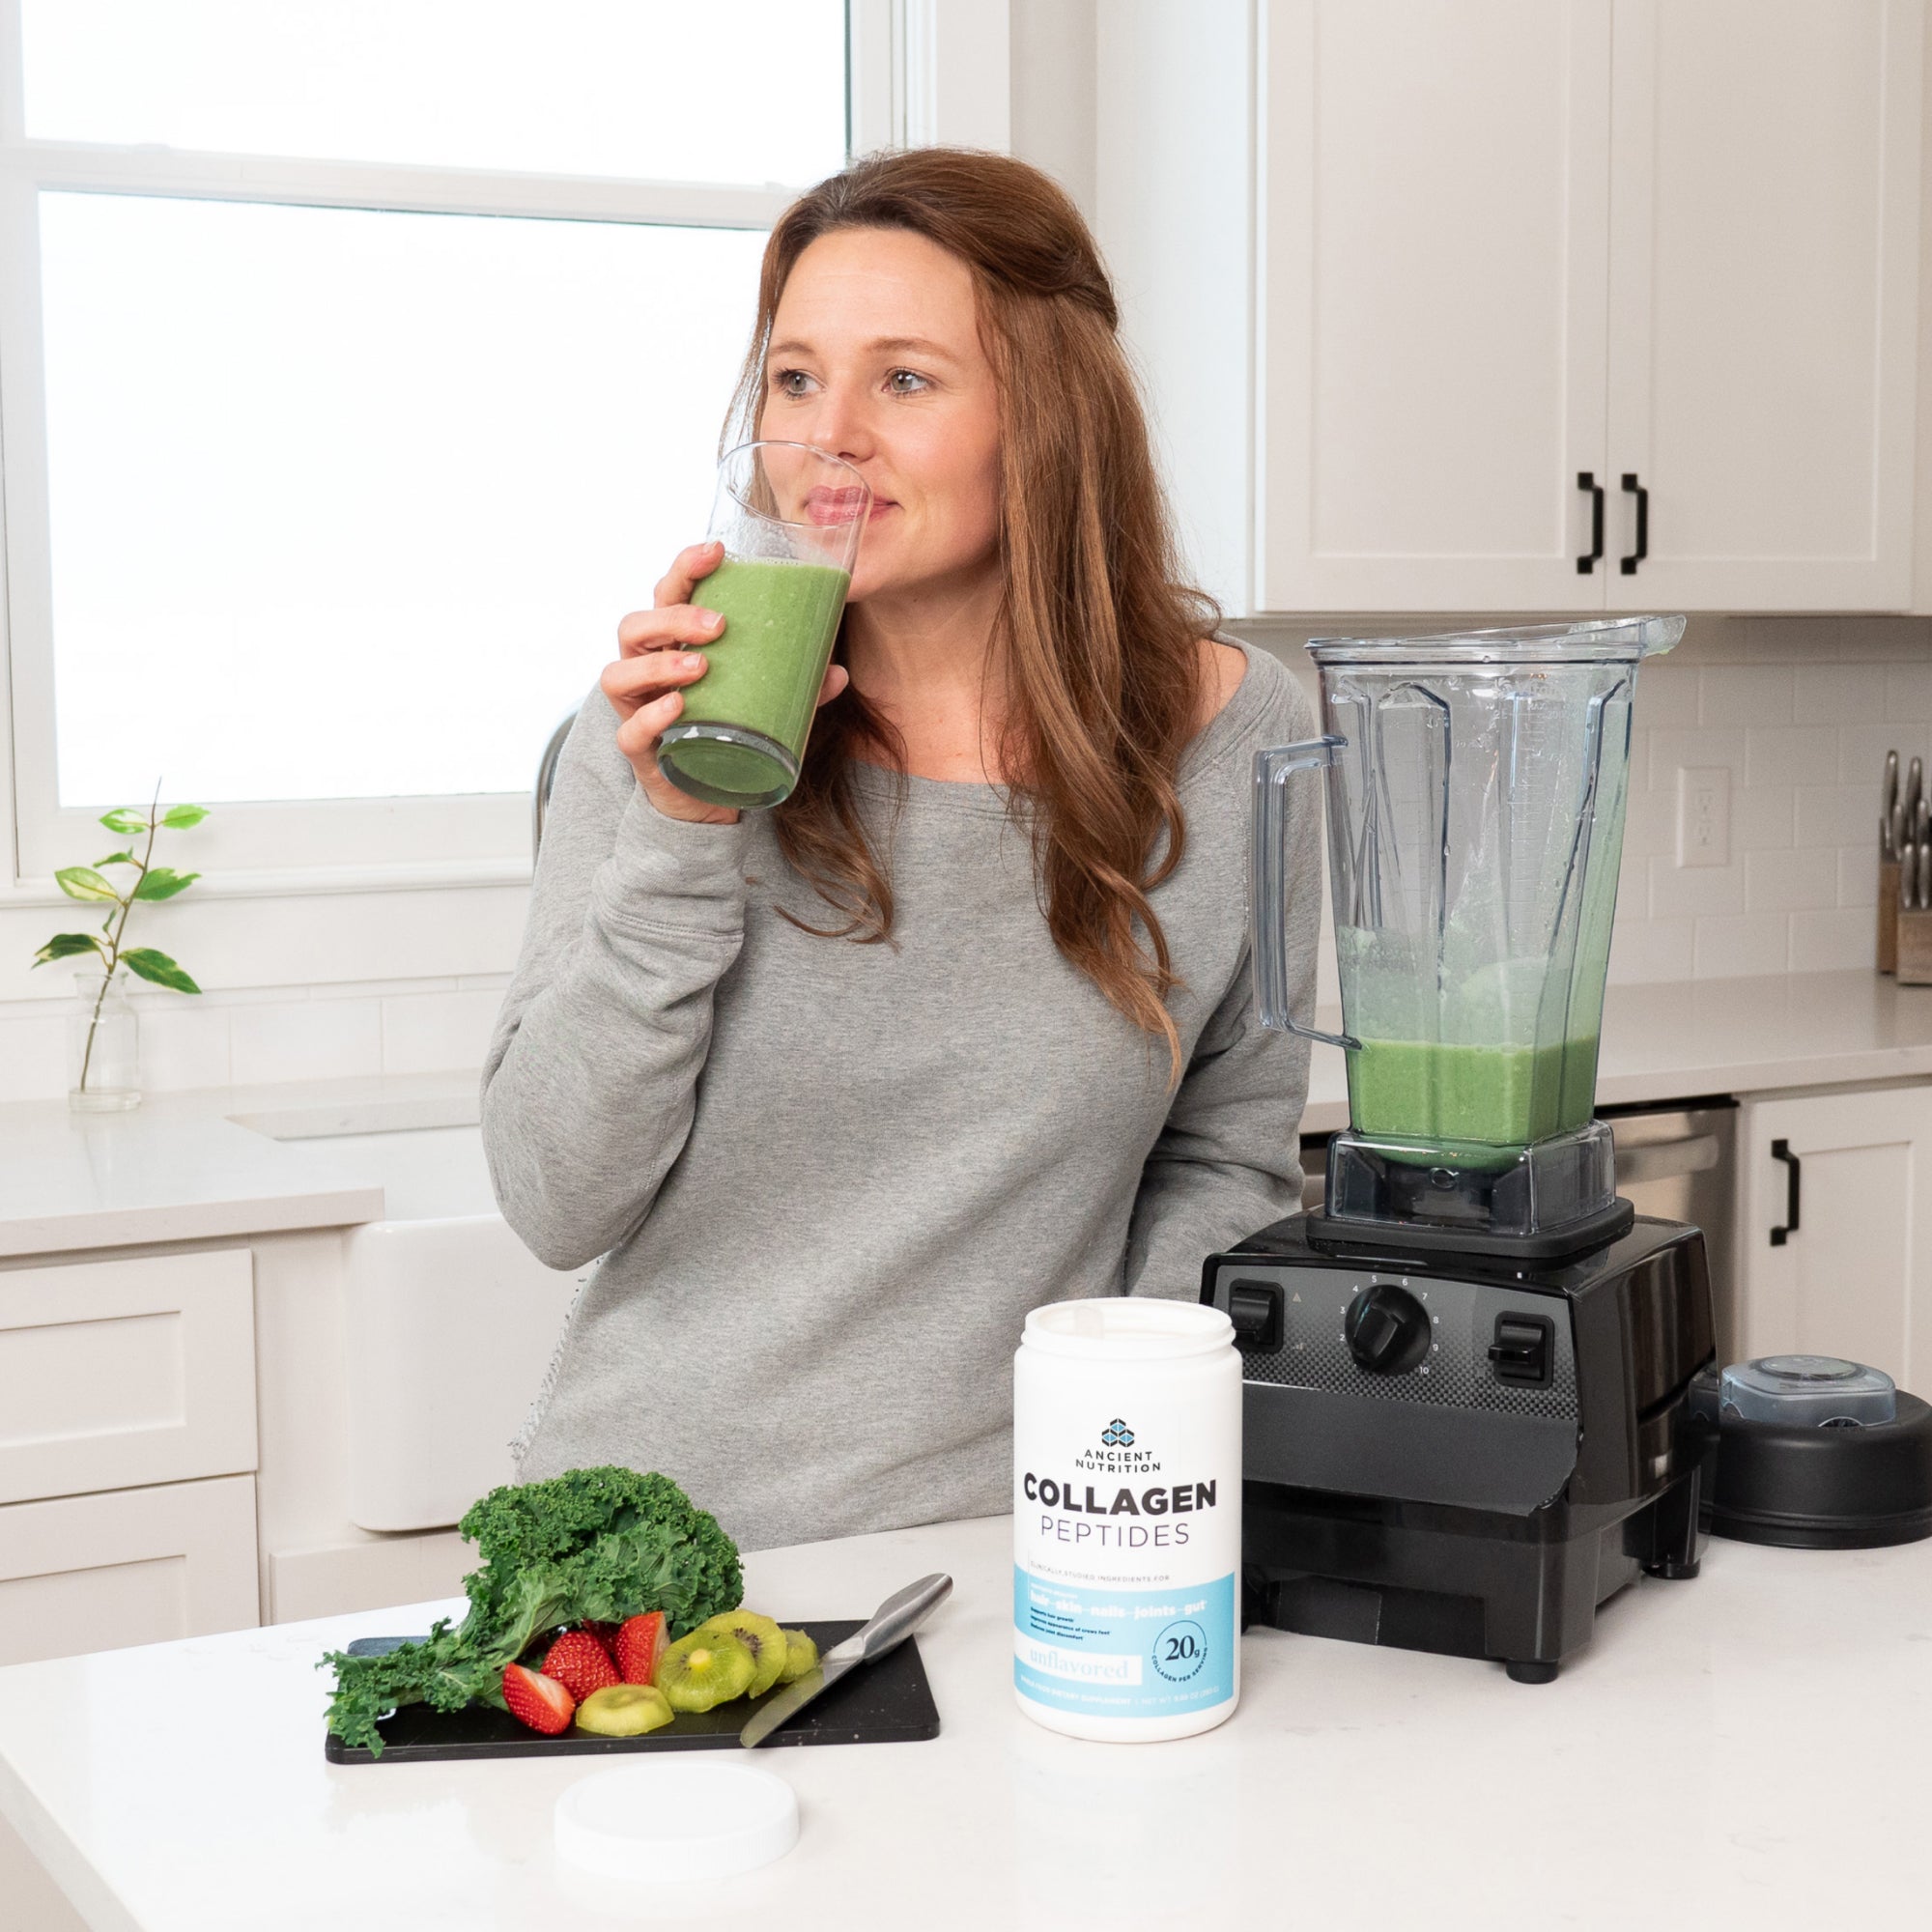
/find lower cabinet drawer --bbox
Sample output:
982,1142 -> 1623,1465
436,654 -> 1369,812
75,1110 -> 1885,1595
0,1475 -> 260,1667
0,1249 -> 257,1505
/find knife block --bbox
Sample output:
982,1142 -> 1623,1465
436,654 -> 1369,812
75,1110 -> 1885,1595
1880,861 -> 1900,973
1897,907 -> 1932,985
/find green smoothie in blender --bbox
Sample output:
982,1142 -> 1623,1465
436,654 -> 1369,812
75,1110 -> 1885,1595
1345,1036 -> 1601,1156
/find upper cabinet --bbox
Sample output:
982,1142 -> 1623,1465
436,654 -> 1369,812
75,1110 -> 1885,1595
1099,0 -> 1926,615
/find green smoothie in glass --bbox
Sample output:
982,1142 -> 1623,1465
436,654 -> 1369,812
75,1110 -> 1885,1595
656,440 -> 869,810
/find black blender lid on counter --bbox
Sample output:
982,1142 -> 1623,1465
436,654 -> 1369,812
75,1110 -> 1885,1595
1692,1356 -> 1932,1550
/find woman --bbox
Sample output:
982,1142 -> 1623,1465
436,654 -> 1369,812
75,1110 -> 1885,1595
484,149 -> 1320,1552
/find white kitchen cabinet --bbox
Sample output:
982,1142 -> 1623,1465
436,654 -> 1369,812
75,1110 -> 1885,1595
0,1250 -> 256,1507
1734,1084 -> 1932,1389
1102,0 -> 1925,615
0,1476 -> 259,1667
1256,0 -> 1613,611
1605,0 -> 1923,611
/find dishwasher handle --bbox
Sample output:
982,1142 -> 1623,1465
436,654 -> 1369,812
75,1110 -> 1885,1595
1769,1138 -> 1802,1247
1613,1133 -> 1722,1188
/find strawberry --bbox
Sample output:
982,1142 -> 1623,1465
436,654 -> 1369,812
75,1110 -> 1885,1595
502,1662 -> 575,1736
541,1630 -> 619,1703
582,1621 -> 620,1649
614,1611 -> 668,1686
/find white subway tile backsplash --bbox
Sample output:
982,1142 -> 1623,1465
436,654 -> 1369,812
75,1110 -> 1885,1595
1693,912 -> 1789,978
1649,855 -> 1745,920
1795,786 -> 1880,849
1838,721 -> 1931,787
1700,665 -> 1793,727
0,1012 -> 70,1103
132,999 -> 232,1091
1788,906 -> 1872,972
1621,786 -> 1676,859
1744,726 -> 1837,790
1648,725 -> 1745,786
1607,916 -> 1695,983
1883,663 -> 1932,722
1838,847 -> 1878,909
1743,847 -> 1839,914
231,997 -> 383,1086
1793,663 -> 1887,724
1733,785 -> 1796,851
382,989 -> 504,1076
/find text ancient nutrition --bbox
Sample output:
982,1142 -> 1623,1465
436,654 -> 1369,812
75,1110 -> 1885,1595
1021,1469 -> 1217,1547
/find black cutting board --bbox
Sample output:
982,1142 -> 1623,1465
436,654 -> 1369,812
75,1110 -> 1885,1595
324,1620 -> 937,1764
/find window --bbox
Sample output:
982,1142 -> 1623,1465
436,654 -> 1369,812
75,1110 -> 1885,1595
1,2 -> 886,882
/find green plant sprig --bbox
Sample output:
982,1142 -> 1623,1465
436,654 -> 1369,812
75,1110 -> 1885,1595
33,781 -> 210,1092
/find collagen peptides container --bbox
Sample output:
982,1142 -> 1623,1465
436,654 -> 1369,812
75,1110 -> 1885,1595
1012,1299 -> 1241,1742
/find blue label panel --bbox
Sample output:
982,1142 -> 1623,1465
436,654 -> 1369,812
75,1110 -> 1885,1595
1013,1567 -> 1235,1718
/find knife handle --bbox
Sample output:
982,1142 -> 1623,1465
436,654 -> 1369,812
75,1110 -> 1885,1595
827,1573 -> 952,1666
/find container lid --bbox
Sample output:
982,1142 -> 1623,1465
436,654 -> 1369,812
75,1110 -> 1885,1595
1720,1354 -> 1898,1427
1698,1380 -> 1932,1550
1306,614 -> 1685,667
554,1761 -> 798,1884
1022,1298 -> 1235,1361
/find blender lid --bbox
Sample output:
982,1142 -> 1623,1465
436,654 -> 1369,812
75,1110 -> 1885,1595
1721,1354 -> 1898,1427
1306,615 -> 1685,667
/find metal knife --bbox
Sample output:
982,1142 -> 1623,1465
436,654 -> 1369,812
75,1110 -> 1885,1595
1920,841 -> 1930,913
740,1572 -> 952,1747
1884,750 -> 1900,859
1907,757 -> 1923,841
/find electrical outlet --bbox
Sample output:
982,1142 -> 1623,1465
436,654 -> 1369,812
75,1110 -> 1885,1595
1676,766 -> 1730,868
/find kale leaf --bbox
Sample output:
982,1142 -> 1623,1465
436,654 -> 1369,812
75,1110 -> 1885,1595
323,1467 -> 742,1755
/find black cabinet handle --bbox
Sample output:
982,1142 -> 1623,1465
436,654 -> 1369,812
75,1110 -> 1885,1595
1577,471 -> 1605,574
1620,471 -> 1649,575
1770,1138 -> 1802,1247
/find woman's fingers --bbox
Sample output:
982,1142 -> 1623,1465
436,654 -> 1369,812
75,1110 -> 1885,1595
616,604 -> 724,655
612,687 -> 691,762
600,650 -> 708,712
652,539 -> 724,610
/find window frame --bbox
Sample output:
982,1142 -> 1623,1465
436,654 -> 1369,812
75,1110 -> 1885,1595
0,0 -> 910,909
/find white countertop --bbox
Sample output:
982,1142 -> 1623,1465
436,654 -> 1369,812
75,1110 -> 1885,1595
1,971 -> 1927,1259
2,1512 -> 1928,1930
0,1072 -> 481,1259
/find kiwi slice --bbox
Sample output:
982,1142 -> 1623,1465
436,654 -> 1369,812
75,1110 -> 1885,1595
692,1611 -> 788,1698
574,1684 -> 673,1738
776,1631 -> 818,1684
653,1632 -> 757,1713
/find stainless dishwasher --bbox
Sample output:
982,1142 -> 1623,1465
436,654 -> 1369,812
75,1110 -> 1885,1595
1298,1098 -> 1738,1360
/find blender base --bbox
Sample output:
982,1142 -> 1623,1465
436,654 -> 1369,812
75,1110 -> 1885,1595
1203,1210 -> 1717,1683
1240,1464 -> 1706,1683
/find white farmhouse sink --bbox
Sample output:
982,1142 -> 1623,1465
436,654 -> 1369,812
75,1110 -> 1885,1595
233,1104 -> 584,1533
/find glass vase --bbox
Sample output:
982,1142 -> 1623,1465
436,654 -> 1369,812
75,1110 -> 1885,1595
70,968 -> 142,1112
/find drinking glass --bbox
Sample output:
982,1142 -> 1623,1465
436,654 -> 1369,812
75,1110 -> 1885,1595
656,440 -> 869,810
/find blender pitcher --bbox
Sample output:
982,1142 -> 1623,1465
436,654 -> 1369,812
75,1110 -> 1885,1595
1254,616 -> 1684,1250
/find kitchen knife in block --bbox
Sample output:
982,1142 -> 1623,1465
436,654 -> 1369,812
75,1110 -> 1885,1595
1898,909 -> 1932,985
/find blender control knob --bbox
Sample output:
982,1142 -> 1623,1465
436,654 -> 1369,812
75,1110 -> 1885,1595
1344,1284 -> 1433,1375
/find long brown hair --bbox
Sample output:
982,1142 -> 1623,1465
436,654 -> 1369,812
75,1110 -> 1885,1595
731,149 -> 1217,1087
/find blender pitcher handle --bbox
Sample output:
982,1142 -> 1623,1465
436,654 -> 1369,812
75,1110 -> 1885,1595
1253,737 -> 1361,1052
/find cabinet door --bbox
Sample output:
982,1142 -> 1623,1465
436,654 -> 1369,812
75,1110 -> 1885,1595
1256,0 -> 1612,611
1606,0 -> 1924,610
0,1476 -> 259,1667
1735,1086 -> 1932,1389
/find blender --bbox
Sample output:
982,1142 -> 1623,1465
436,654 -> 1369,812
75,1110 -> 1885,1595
1200,616 -> 1717,1682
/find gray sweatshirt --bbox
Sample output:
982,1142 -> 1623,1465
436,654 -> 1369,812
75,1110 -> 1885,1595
483,639 -> 1321,1551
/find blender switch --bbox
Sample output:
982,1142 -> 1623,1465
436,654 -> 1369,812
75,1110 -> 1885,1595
1227,1280 -> 1284,1352
1490,1314 -> 1555,1386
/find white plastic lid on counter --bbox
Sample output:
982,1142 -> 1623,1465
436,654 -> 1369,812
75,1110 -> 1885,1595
554,1760 -> 799,1883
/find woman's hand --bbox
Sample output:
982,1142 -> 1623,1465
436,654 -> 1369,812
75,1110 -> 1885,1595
605,540 -> 852,825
